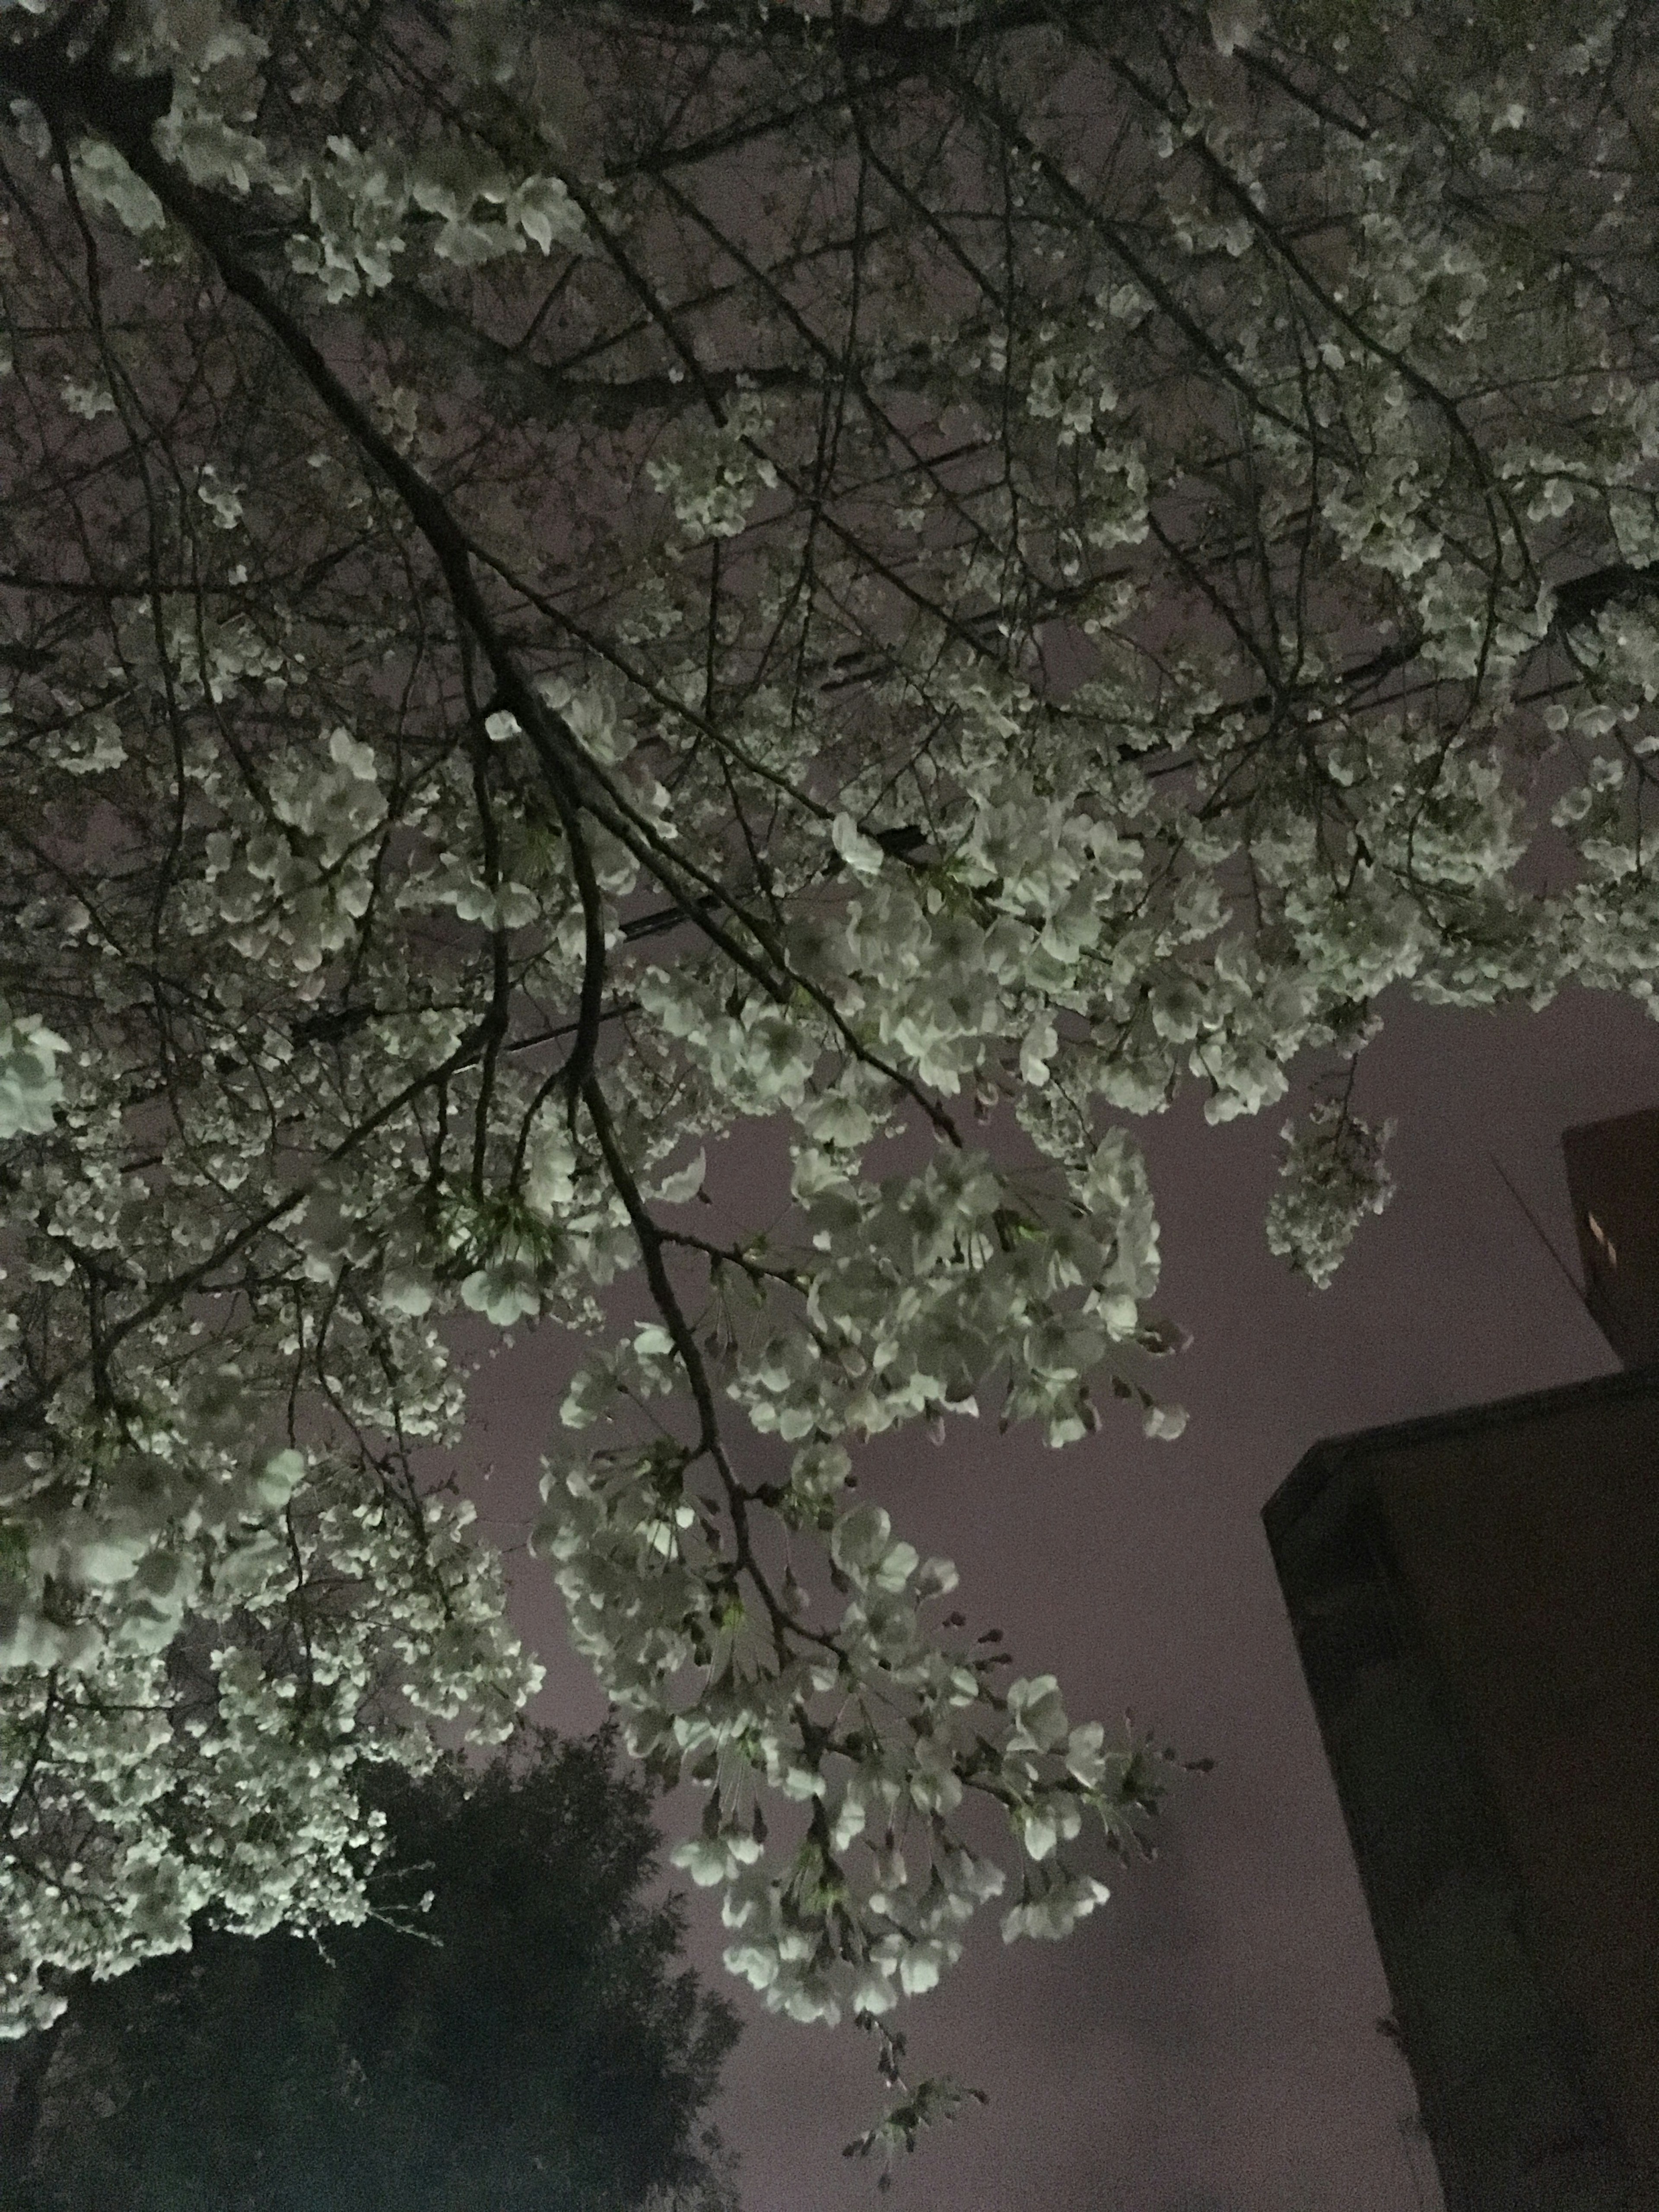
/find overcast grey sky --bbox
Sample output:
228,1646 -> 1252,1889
458,978 -> 1655,2212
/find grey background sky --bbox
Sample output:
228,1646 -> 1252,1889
458,979 -> 1655,2212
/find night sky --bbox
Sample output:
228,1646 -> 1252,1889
457,979 -> 1656,2212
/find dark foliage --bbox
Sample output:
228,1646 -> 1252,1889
0,1726 -> 740,2212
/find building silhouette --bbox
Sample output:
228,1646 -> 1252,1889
1263,1116 -> 1659,2212
1564,1108 -> 1659,1370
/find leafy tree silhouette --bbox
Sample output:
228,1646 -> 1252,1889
1,1726 -> 739,2212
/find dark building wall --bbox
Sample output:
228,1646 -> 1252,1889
1370,1383 -> 1659,2186
1264,1367 -> 1659,2212
1563,1109 -> 1659,1368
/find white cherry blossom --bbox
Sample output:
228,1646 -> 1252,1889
0,0 -> 1655,2110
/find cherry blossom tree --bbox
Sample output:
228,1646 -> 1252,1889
1,0 -> 1656,2103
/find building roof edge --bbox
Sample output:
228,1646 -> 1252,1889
1260,1357 -> 1659,1544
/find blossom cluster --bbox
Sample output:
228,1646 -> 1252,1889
1265,1098 -> 1398,1292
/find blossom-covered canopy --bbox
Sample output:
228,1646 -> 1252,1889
0,0 -> 1654,2068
